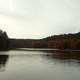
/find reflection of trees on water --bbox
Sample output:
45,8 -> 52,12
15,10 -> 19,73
44,50 -> 80,62
44,51 -> 80,66
45,50 -> 80,60
0,55 -> 9,72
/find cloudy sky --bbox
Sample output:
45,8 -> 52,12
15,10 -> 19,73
0,0 -> 80,39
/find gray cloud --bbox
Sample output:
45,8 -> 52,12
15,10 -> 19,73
0,0 -> 80,38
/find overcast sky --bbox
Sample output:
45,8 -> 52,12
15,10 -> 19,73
0,0 -> 80,39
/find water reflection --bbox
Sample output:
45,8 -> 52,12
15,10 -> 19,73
0,51 -> 80,80
45,50 -> 80,59
43,51 -> 80,66
0,54 -> 9,72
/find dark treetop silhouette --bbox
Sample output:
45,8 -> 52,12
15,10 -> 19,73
0,30 -> 9,51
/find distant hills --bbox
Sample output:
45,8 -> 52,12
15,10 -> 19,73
0,29 -> 80,51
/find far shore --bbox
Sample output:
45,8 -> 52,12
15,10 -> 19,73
12,48 -> 80,52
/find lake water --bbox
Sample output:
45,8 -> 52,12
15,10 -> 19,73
0,50 -> 80,80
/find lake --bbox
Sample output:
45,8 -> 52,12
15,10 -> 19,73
0,50 -> 80,80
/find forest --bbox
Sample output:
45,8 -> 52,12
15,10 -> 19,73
9,32 -> 80,50
0,29 -> 80,50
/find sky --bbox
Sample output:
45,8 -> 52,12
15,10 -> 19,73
0,0 -> 80,39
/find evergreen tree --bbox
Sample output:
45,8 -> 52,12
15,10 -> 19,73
0,29 -> 9,50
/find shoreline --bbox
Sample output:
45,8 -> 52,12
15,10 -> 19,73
12,48 -> 80,52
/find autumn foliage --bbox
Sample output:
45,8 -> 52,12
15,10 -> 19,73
0,29 -> 79,50
44,32 -> 80,49
9,32 -> 80,50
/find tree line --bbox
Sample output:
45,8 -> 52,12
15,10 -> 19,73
0,29 -> 80,50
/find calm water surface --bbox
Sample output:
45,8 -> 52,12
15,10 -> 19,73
0,50 -> 80,80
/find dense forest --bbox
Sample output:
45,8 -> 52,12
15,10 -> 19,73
43,32 -> 80,49
9,32 -> 80,50
0,29 -> 80,50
